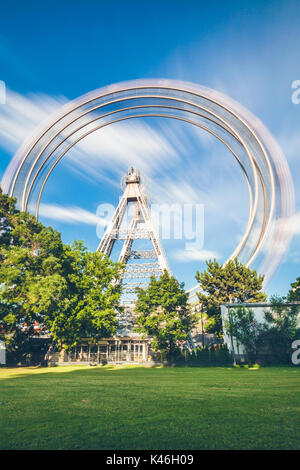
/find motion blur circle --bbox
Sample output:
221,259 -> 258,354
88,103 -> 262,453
2,79 -> 295,295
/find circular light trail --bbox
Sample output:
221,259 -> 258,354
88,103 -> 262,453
1,79 -> 295,296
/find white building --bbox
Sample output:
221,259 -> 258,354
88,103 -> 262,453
220,302 -> 300,360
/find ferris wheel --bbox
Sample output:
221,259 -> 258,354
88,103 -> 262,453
1,79 -> 295,300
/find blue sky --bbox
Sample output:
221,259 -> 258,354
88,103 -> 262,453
0,0 -> 300,297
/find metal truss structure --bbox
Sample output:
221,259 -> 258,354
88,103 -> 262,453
1,79 -> 295,302
97,167 -> 169,307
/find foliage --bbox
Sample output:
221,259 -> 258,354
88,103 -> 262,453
195,258 -> 267,336
0,188 -> 122,361
260,296 -> 300,364
0,189 -> 65,361
181,344 -> 232,365
215,344 -> 232,364
225,306 -> 264,364
46,241 -> 123,349
134,271 -> 196,362
287,276 -> 300,302
223,297 -> 300,365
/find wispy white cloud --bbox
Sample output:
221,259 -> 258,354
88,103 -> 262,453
0,87 -> 255,269
279,212 -> 300,236
0,89 -> 67,154
0,88 -> 248,219
65,119 -> 181,182
172,248 -> 220,262
39,203 -> 109,226
0,88 -> 185,191
278,129 -> 300,163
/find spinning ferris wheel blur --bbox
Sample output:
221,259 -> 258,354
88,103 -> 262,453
1,79 -> 295,299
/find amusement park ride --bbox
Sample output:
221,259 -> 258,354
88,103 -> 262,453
97,166 -> 170,332
1,79 -> 295,363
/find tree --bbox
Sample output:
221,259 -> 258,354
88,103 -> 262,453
134,271 -> 195,362
225,306 -> 264,364
260,296 -> 300,364
0,189 -> 123,361
287,276 -> 300,302
43,241 -> 123,349
0,189 -> 66,362
0,189 -> 18,247
195,258 -> 267,336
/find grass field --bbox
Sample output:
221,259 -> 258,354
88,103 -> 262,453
0,365 -> 299,450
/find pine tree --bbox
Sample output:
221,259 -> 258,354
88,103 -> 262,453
195,258 -> 267,336
287,277 -> 300,302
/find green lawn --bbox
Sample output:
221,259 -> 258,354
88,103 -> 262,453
0,365 -> 299,450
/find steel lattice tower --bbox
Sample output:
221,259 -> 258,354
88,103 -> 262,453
97,167 -> 170,331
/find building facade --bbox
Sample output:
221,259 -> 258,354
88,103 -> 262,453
221,302 -> 300,362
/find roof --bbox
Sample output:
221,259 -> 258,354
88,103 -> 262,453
221,302 -> 300,308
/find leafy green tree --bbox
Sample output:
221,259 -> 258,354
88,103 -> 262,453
195,258 -> 267,336
134,271 -> 195,362
44,241 -> 123,349
225,306 -> 264,364
287,276 -> 300,302
0,189 -> 123,361
260,296 -> 300,364
0,189 -> 18,247
0,189 -> 66,362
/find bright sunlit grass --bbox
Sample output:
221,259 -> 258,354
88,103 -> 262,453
0,365 -> 299,450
